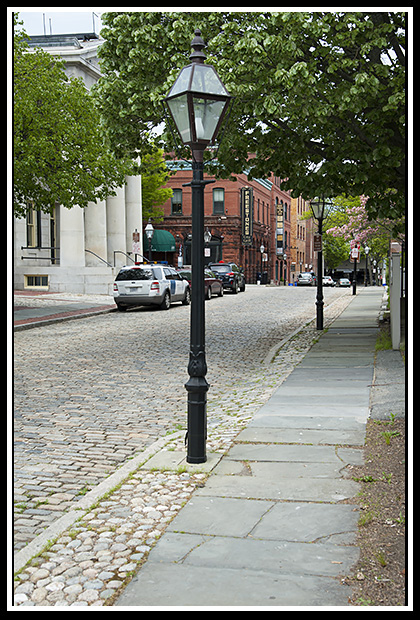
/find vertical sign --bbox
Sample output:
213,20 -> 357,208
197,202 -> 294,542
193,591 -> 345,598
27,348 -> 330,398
132,230 -> 141,257
241,187 -> 253,246
276,201 -> 284,255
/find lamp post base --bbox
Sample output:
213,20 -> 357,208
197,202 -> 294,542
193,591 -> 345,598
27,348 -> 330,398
185,370 -> 208,464
316,300 -> 324,330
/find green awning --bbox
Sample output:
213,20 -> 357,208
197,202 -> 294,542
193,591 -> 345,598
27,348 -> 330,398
143,229 -> 176,253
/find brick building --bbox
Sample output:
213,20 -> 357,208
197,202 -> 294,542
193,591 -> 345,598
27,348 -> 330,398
289,197 -> 317,284
150,161 -> 293,284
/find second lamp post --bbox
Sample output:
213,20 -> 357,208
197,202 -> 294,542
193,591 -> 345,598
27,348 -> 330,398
310,196 -> 333,330
164,29 -> 232,463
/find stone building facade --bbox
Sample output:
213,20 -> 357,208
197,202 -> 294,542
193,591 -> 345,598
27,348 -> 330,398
14,32 -> 143,294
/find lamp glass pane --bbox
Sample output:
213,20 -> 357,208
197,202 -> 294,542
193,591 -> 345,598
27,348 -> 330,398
193,96 -> 227,142
191,64 -> 229,96
311,200 -> 324,220
167,66 -> 192,97
167,94 -> 191,144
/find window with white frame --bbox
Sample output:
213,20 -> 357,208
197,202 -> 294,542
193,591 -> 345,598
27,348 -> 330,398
171,189 -> 183,214
24,275 -> 49,289
213,188 -> 225,215
26,203 -> 41,248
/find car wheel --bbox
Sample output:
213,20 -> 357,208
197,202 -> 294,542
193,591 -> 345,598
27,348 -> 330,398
240,282 -> 246,292
183,288 -> 191,305
160,290 -> 171,310
218,285 -> 224,297
232,280 -> 239,294
116,303 -> 127,311
206,286 -> 212,300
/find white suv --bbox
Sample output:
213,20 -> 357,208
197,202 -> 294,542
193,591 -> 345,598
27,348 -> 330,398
113,264 -> 191,311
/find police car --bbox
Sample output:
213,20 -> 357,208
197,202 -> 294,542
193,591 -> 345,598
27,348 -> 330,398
113,264 -> 191,311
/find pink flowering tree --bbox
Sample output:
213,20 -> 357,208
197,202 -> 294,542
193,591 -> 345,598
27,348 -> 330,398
326,195 -> 404,257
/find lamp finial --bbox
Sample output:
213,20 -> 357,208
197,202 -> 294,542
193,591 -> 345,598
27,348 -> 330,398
190,29 -> 206,64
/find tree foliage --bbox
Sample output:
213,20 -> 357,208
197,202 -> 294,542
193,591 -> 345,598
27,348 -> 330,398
95,11 -> 406,222
13,15 -> 131,217
140,148 -> 173,221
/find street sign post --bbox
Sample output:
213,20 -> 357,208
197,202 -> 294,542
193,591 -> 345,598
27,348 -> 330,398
314,234 -> 322,252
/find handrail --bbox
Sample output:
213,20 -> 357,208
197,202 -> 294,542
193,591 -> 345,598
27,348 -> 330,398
113,250 -> 151,265
85,249 -> 113,267
113,251 -> 135,266
20,256 -> 58,260
21,246 -> 59,250
21,246 -> 60,263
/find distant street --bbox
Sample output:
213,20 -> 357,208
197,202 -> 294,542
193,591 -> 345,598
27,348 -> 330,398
14,285 -> 351,551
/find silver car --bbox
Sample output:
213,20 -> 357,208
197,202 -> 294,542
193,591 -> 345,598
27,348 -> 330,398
322,276 -> 335,287
296,273 -> 314,286
113,264 -> 191,311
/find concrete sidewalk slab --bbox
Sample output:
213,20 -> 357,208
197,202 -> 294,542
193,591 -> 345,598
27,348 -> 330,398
236,426 -> 365,446
298,352 -> 375,368
117,562 -> 352,607
152,533 -> 359,576
281,367 -> 374,382
370,349 -> 405,420
250,404 -> 369,419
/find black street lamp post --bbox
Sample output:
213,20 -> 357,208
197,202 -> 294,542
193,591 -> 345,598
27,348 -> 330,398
260,244 -> 265,284
164,30 -> 232,463
145,219 -> 154,261
310,196 -> 333,331
364,245 -> 370,286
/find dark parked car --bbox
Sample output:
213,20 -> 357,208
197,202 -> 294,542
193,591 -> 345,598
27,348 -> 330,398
208,262 -> 246,293
176,267 -> 224,299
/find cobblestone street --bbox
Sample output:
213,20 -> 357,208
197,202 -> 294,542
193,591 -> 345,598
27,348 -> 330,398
14,285 -> 353,554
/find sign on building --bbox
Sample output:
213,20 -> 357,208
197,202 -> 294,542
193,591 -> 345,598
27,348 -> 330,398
276,201 -> 284,255
241,187 -> 253,246
132,230 -> 141,255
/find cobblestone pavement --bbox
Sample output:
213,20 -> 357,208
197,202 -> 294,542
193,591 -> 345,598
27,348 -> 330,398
13,286 -> 354,572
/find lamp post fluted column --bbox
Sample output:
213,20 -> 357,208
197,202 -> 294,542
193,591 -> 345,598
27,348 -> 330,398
183,150 -> 214,463
315,218 -> 324,330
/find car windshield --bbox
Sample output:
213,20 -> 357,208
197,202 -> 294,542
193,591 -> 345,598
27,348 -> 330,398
210,265 -> 231,273
116,268 -> 157,281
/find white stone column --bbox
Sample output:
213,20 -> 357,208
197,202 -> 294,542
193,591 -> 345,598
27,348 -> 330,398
106,186 -> 126,268
84,199 -> 108,266
390,252 -> 401,351
125,173 -> 143,259
59,205 -> 85,266
14,216 -> 27,265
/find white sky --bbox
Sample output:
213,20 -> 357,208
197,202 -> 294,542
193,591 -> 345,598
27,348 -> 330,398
15,9 -> 104,36
14,8 -> 413,38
